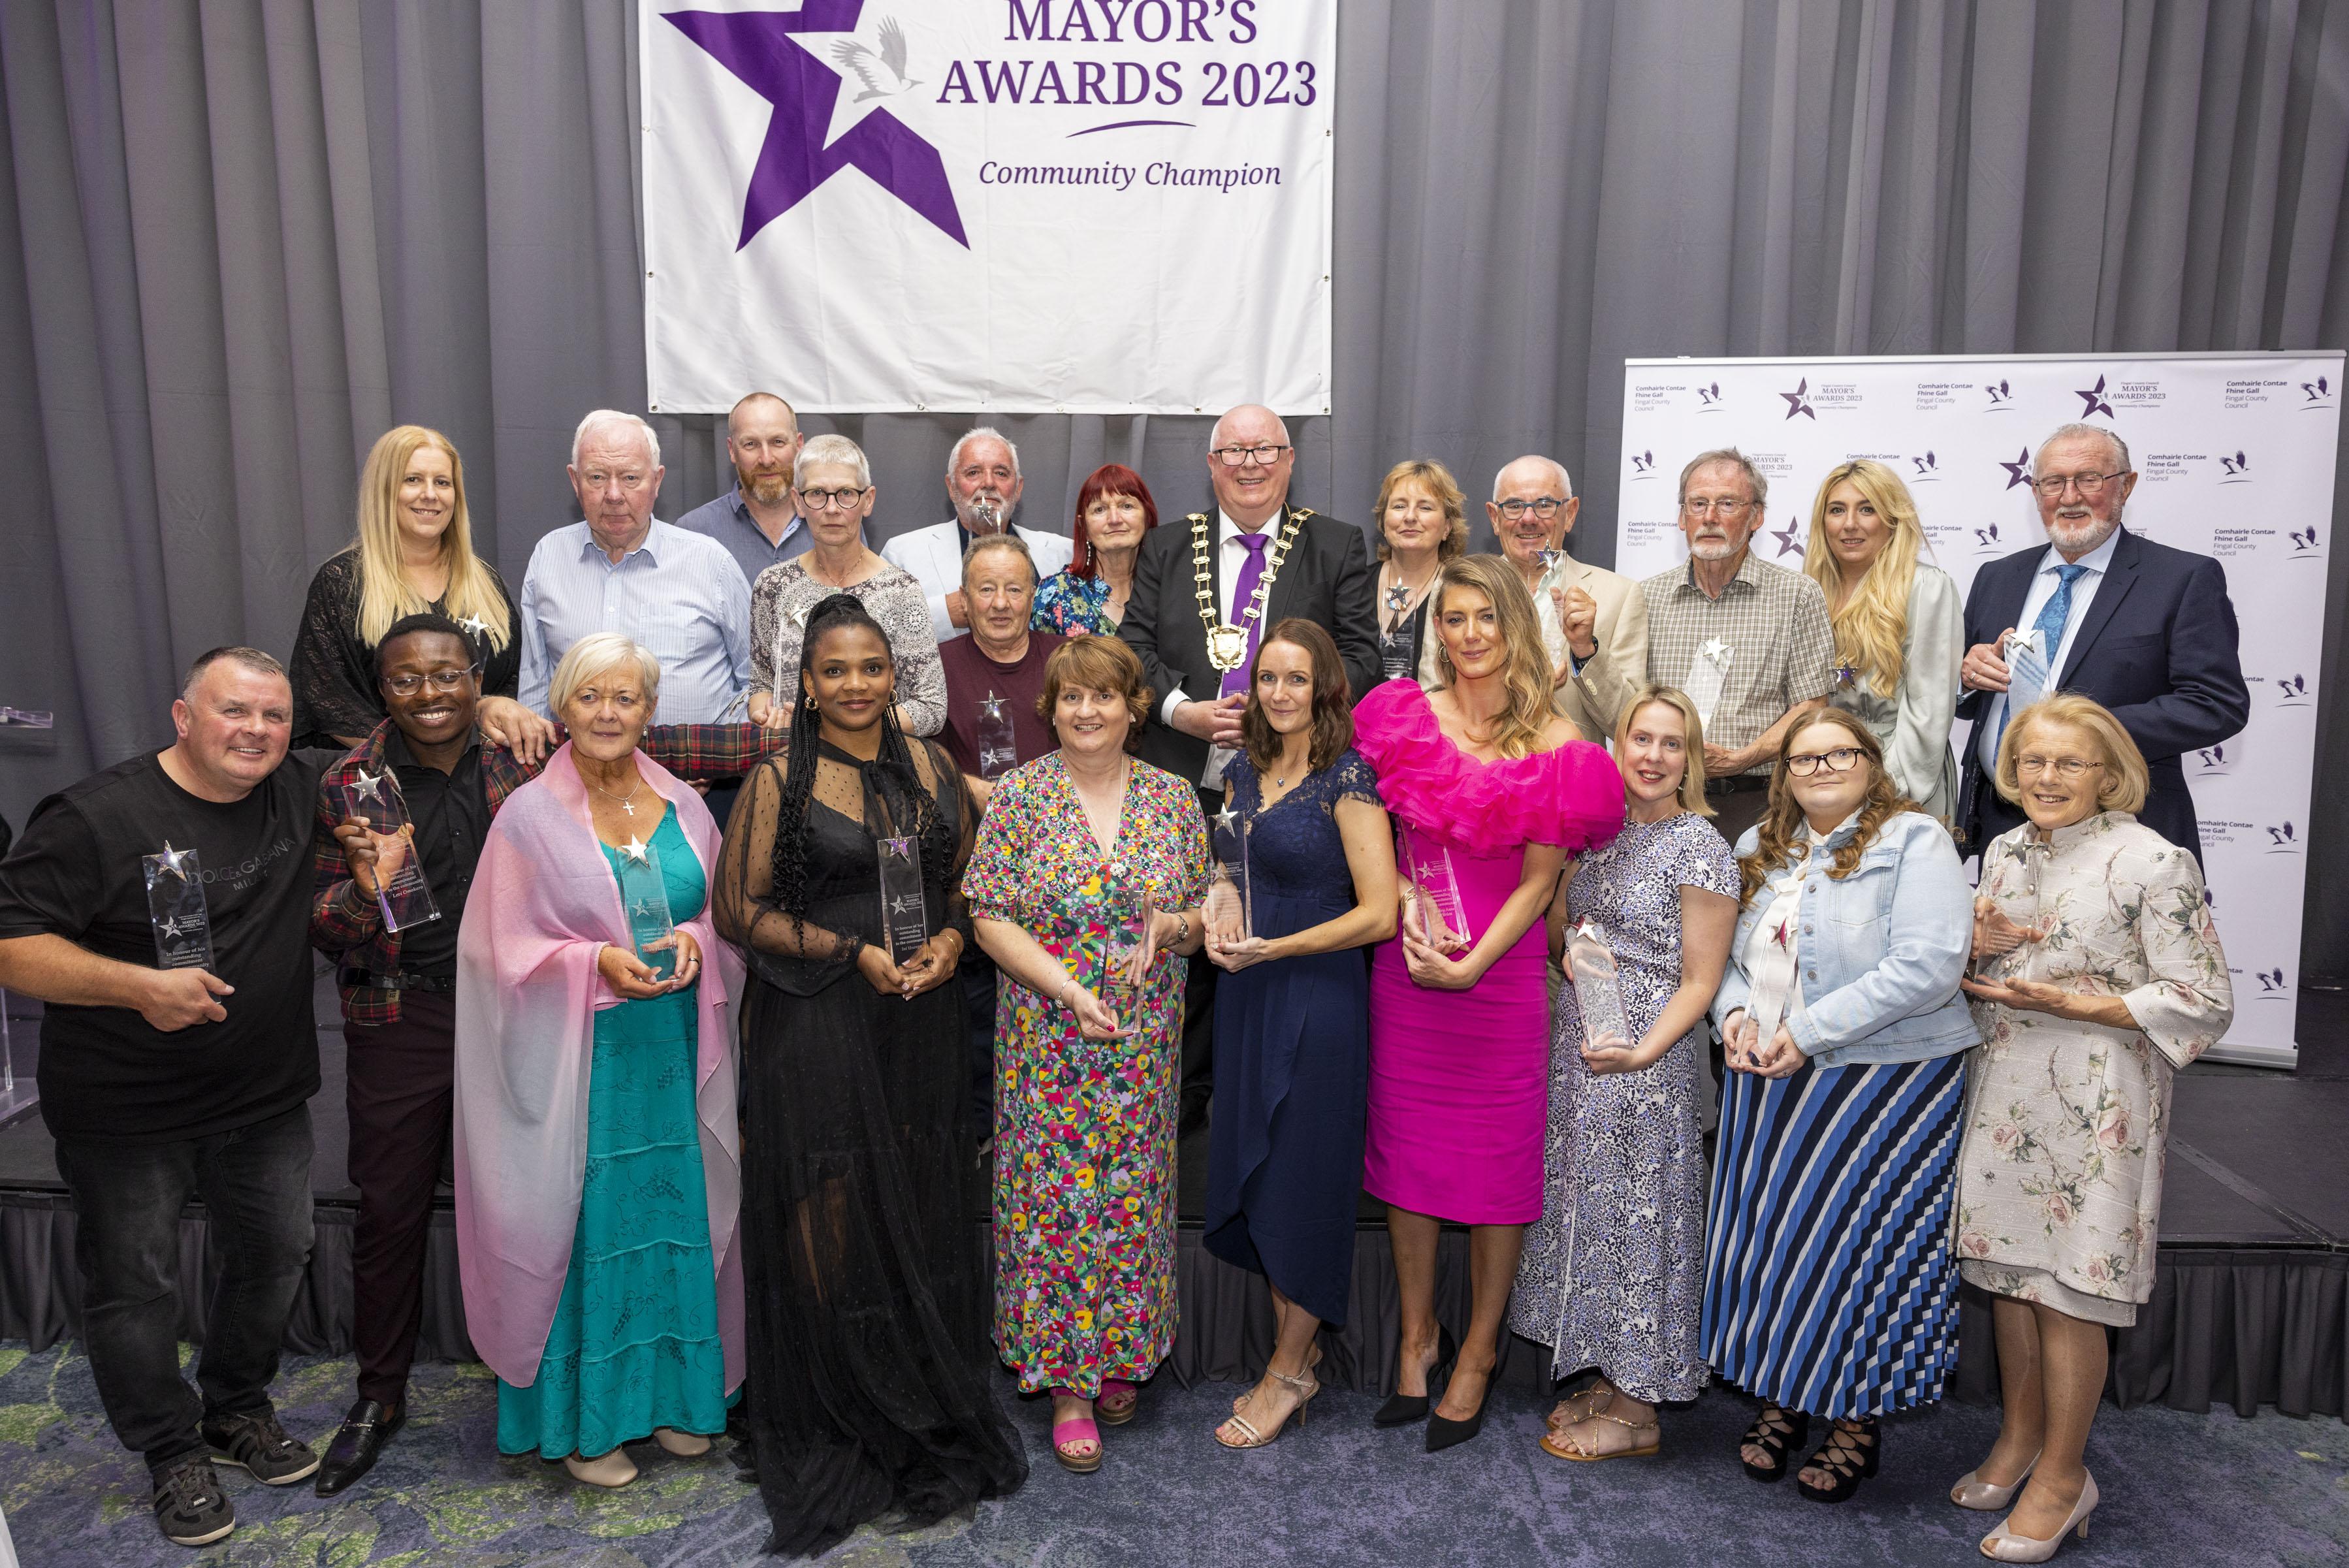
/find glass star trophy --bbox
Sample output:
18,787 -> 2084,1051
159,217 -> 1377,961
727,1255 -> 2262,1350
877,835 -> 931,965
615,835 -> 679,982
1684,638 -> 1734,729
1204,805 -> 1253,943
1565,920 -> 1632,1050
2002,628 -> 2051,712
976,693 -> 1019,779
1398,824 -> 1473,951
1740,903 -> 1798,1068
1093,864 -> 1155,1031
142,841 -> 215,972
334,768 -> 441,933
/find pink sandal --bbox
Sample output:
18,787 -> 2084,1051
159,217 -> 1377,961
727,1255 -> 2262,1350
1096,1378 -> 1140,1426
1049,1388 -> 1103,1473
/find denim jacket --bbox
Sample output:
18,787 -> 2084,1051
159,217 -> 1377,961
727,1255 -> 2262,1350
1712,808 -> 1977,1068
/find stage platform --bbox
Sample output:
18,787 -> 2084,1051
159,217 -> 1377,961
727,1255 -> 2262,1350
1,976 -> 2343,1421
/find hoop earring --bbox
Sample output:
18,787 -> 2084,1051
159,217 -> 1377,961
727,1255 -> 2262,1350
804,694 -> 820,712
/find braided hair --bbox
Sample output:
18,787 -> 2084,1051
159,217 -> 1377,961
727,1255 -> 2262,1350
766,594 -> 956,925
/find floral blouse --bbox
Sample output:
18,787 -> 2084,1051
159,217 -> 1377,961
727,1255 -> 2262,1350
1031,569 -> 1119,636
748,557 -> 946,736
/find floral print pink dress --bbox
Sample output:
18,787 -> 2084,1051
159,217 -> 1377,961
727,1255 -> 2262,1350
963,752 -> 1209,1395
1955,811 -> 2233,1326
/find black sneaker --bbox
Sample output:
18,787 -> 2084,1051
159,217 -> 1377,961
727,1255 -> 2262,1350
152,1456 -> 235,1547
202,1409 -> 321,1486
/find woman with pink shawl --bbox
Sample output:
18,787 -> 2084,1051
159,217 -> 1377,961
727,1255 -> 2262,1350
453,633 -> 744,1489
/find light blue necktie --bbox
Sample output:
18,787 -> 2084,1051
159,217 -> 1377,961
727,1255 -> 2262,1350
1997,564 -> 2087,748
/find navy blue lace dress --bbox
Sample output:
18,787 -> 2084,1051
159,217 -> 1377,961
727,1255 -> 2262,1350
1203,749 -> 1382,1326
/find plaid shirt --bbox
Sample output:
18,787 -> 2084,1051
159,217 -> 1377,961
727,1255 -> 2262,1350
311,718 -> 784,1025
1640,551 -> 1834,774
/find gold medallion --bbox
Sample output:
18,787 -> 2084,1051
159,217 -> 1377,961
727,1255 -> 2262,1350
1206,623 -> 1249,671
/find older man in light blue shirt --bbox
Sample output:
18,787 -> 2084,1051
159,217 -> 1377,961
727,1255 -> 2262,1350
517,409 -> 754,724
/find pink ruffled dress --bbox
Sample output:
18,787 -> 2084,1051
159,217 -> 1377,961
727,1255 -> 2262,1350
1352,680 -> 1625,1224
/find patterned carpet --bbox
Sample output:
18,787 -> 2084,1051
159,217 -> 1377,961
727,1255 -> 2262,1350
3,1341 -> 2345,1566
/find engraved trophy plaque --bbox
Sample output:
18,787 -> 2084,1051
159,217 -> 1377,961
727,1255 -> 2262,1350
1204,806 -> 1253,943
877,835 -> 931,965
2002,628 -> 2052,713
142,842 -> 215,972
1566,920 -> 1633,1050
1398,824 -> 1473,950
615,837 -> 679,982
1684,638 -> 1734,729
1093,865 -> 1155,1031
976,693 -> 1019,780
336,768 -> 441,933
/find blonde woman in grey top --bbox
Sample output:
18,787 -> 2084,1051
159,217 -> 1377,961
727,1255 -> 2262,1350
1802,459 -> 1962,820
747,434 -> 948,737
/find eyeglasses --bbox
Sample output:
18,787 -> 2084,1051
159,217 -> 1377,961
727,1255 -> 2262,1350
1785,746 -> 1864,776
1212,443 -> 1292,467
2015,754 -> 2105,779
383,667 -> 480,697
2030,470 -> 2128,499
1680,498 -> 1754,519
797,486 -> 871,511
1495,497 -> 1567,519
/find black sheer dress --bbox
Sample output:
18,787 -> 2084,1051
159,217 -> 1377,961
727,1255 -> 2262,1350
289,547 -> 522,748
712,735 -> 1027,1559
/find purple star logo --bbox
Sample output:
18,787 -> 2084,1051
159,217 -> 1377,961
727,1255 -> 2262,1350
2075,374 -> 2113,417
1998,447 -> 2032,489
665,3 -> 967,250
1780,377 -> 1815,420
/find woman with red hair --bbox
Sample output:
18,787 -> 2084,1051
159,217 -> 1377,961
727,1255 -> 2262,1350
1032,464 -> 1159,636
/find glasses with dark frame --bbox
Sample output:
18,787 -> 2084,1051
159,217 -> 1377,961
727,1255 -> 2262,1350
1211,443 -> 1292,467
1785,746 -> 1865,776
382,666 -> 482,698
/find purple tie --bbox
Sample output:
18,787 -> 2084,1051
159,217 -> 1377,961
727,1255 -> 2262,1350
1219,530 -> 1274,698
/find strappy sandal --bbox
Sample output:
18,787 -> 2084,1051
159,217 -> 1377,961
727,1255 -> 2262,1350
1214,1367 -> 1319,1450
1049,1388 -> 1103,1474
1546,1384 -> 1614,1435
1797,1417 -> 1880,1504
1234,1343 -> 1322,1415
1739,1404 -> 1811,1482
1541,1403 -> 1659,1463
1096,1379 -> 1140,1426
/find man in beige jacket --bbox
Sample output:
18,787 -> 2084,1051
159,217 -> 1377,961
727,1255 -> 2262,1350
1488,455 -> 1648,744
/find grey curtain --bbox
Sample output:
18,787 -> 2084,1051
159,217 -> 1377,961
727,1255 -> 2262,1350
3,0 -> 2346,977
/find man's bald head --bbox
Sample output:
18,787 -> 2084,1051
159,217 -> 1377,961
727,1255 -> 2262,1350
1207,404 -> 1296,529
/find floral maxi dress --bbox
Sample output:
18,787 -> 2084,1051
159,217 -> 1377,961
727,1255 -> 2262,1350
962,753 -> 1209,1396
1955,811 -> 2233,1326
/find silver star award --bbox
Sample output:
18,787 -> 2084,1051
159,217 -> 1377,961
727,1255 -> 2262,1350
620,835 -> 650,865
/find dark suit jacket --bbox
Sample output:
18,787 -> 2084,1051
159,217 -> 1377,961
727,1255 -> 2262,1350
1119,504 -> 1380,782
1954,526 -> 2248,862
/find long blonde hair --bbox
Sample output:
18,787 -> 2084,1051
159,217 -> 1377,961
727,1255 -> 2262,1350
1802,458 -> 1921,697
353,426 -> 511,652
1428,554 -> 1558,760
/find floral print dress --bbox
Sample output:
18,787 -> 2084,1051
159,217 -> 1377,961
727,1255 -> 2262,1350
962,752 -> 1209,1395
1955,811 -> 2233,1326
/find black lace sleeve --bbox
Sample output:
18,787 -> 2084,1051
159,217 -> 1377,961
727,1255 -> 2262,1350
712,755 -> 866,995
289,551 -> 383,750
477,565 -> 523,699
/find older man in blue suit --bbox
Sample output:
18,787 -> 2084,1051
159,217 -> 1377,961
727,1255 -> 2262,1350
1955,422 -> 2250,861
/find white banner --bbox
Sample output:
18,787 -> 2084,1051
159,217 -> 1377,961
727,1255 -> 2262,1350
641,0 -> 1334,414
1618,353 -> 2342,1069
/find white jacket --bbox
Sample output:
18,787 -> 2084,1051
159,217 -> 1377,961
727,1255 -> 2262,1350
882,519 -> 1075,643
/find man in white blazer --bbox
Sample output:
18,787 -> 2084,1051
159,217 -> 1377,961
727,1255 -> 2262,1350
1478,455 -> 1648,744
882,426 -> 1074,643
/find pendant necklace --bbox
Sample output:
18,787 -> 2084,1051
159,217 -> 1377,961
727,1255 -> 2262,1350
591,773 -> 645,817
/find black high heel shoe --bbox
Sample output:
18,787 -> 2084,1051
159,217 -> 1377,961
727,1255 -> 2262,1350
1738,1404 -> 1811,1482
1425,1358 -> 1494,1452
1372,1326 -> 1458,1428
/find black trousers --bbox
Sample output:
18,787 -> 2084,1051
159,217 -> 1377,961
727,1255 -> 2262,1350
345,991 -> 456,1407
53,1104 -> 316,1473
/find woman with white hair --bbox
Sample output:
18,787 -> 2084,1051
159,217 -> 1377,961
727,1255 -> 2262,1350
453,632 -> 745,1489
746,433 -> 948,735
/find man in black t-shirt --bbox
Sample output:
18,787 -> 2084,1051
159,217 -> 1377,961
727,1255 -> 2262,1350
0,647 -> 323,1548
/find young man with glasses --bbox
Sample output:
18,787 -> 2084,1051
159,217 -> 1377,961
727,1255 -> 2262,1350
1119,402 -> 1380,1135
1639,447 -> 1836,844
882,426 -> 1074,644
1488,454 -> 1650,742
308,615 -> 782,1497
1954,423 -> 2248,863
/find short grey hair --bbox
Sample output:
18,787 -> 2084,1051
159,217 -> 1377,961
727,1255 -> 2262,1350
2034,423 -> 2132,475
946,426 -> 1021,481
1677,447 -> 1768,511
548,632 -> 661,717
182,645 -> 288,700
1493,455 -> 1574,501
570,409 -> 661,470
962,532 -> 1037,585
795,432 -> 872,489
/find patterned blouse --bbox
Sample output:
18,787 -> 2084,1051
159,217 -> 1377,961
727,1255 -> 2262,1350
1032,569 -> 1121,636
749,556 -> 947,737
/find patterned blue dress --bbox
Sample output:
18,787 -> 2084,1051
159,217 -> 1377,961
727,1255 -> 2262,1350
496,804 -> 728,1458
1031,569 -> 1116,635
1509,812 -> 1736,1403
1202,750 -> 1382,1327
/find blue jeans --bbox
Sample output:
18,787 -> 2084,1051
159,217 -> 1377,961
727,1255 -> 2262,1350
52,1104 -> 316,1473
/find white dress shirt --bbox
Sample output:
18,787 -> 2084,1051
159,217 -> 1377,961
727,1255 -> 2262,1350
1975,528 -> 2120,771
517,519 -> 754,724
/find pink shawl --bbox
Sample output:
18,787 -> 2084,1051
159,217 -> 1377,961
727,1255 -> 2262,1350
451,743 -> 746,1390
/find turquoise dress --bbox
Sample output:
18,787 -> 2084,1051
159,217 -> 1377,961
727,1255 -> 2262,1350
496,803 -> 729,1458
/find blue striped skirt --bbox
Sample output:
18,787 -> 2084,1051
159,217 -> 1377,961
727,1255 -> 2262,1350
1700,1051 -> 1966,1418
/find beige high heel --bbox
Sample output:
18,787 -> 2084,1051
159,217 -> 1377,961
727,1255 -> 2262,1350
564,1448 -> 639,1488
1952,1448 -> 2039,1510
653,1428 -> 711,1457
1215,1366 -> 1318,1449
1980,1470 -> 2098,1562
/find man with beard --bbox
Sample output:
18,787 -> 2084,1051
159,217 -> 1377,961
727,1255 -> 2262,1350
1640,447 -> 1836,844
1488,455 -> 1648,743
882,426 -> 1074,643
1956,423 -> 2247,861
307,614 -> 782,1497
675,392 -> 814,586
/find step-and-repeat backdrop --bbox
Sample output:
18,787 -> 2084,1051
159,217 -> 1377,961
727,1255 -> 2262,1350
1617,353 -> 2343,1068
641,0 -> 1334,414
